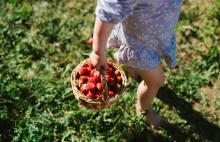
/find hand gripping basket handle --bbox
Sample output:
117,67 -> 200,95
100,66 -> 108,101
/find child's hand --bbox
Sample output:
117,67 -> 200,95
90,51 -> 108,71
89,17 -> 114,71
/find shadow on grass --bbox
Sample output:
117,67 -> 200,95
127,115 -> 197,142
157,85 -> 220,141
127,128 -> 170,142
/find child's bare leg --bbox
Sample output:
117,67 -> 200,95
136,66 -> 164,110
113,51 -> 139,80
136,66 -> 167,128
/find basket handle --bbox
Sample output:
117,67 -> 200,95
100,67 -> 108,101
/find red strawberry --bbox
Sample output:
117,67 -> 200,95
114,70 -> 120,76
88,77 -> 96,83
106,67 -> 113,75
94,71 -> 101,77
90,69 -> 96,77
87,90 -> 95,99
108,91 -> 115,97
88,76 -> 101,83
90,69 -> 101,78
82,64 -> 88,67
87,82 -> 96,91
97,83 -> 102,91
81,76 -> 89,82
87,60 -> 94,69
95,91 -> 103,99
105,74 -> 111,82
107,63 -> 112,68
87,66 -> 92,72
79,67 -> 89,76
79,76 -> 89,86
80,84 -> 87,95
116,76 -> 122,83
94,76 -> 101,82
88,37 -> 93,45
78,79 -> 84,86
108,77 -> 115,84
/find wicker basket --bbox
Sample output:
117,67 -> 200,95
71,58 -> 127,110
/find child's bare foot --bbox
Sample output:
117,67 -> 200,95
136,104 -> 168,129
113,51 -> 119,64
113,51 -> 140,81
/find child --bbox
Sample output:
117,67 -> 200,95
90,0 -> 183,128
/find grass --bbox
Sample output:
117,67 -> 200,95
0,0 -> 219,141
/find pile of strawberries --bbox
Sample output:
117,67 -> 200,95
76,60 -> 122,99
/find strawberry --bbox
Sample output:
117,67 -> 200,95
87,90 -> 95,99
94,71 -> 101,77
87,60 -> 94,69
90,69 -> 101,78
87,82 -> 96,91
78,76 -> 89,86
79,67 -> 89,76
105,74 -> 111,82
88,77 -> 96,83
95,91 -> 103,99
88,37 -> 93,45
97,83 -> 102,91
80,84 -> 87,95
81,76 -> 89,82
114,70 -> 120,76
108,77 -> 115,84
108,91 -> 115,97
116,76 -> 122,83
78,79 -> 84,86
106,67 -> 113,75
87,66 -> 92,72
107,63 -> 112,68
82,62 -> 88,67
88,76 -> 101,83
95,76 -> 101,82
90,69 -> 96,77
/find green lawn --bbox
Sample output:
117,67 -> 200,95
0,0 -> 219,141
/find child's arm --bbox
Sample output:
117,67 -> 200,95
90,0 -> 140,70
90,17 -> 114,70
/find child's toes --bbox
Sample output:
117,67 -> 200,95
151,117 -> 168,129
113,51 -> 119,63
145,108 -> 168,129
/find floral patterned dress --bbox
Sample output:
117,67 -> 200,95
95,0 -> 183,70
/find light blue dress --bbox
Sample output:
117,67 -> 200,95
96,0 -> 183,70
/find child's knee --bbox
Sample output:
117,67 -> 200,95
137,66 -> 165,89
145,76 -> 165,89
154,77 -> 165,88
